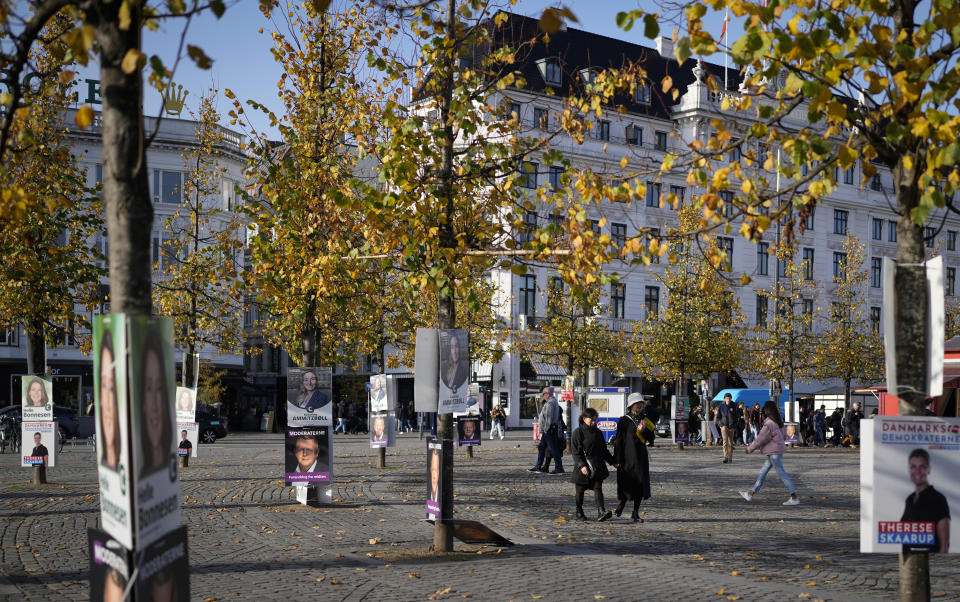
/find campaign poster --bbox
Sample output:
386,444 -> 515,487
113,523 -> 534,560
369,411 -> 395,448
174,387 -> 196,423
21,421 -> 56,467
784,423 -> 800,445
287,367 -> 333,426
21,376 -> 53,421
860,417 -> 960,554
561,376 -> 575,402
134,526 -> 190,602
426,438 -> 443,519
437,329 -> 469,414
94,314 -> 134,551
128,316 -> 179,549
369,374 -> 393,413
88,528 -> 131,602
175,422 -> 198,459
285,426 -> 331,484
673,420 -> 690,444
673,395 -> 690,421
457,416 -> 481,447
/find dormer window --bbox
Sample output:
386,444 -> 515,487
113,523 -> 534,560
625,124 -> 642,146
634,82 -> 651,104
579,68 -> 597,86
537,57 -> 563,87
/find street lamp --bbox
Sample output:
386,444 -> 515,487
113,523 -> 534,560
498,370 -> 506,388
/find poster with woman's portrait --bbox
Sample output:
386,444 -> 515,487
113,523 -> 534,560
457,417 -> 481,446
287,367 -> 332,426
861,417 -> 960,554
128,316 -> 179,549
285,427 -> 331,484
93,314 -> 134,551
369,412 -> 395,448
369,374 -> 392,413
87,528 -> 130,602
133,526 -> 190,602
21,376 -> 53,421
437,329 -> 469,414
426,438 -> 443,519
175,387 -> 196,423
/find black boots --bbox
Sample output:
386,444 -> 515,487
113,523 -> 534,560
575,508 -> 588,521
614,500 -> 626,517
597,508 -> 612,522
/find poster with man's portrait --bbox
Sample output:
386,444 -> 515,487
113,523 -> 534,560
285,426 -> 331,484
128,316 -> 179,549
861,417 -> 960,554
437,329 -> 469,414
673,420 -> 690,444
175,422 -> 198,459
174,387 -> 197,423
21,421 -> 56,467
426,438 -> 443,519
457,417 -> 481,446
21,376 -> 53,421
93,314 -> 134,551
287,367 -> 333,426
369,411 -> 395,448
133,525 -> 190,602
784,423 -> 800,445
87,528 -> 131,602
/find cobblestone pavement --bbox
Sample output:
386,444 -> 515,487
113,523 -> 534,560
1,431 -> 958,601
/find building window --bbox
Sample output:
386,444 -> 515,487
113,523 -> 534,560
644,286 -> 659,319
94,163 -> 103,187
0,327 -> 17,346
535,107 -> 549,130
611,222 -> 627,249
222,178 -> 238,211
802,248 -> 815,280
720,190 -> 735,218
757,242 -> 769,276
805,205 -> 815,230
756,294 -> 768,328
151,231 -> 179,271
548,165 -> 563,190
669,185 -> 685,206
718,237 -> 734,271
727,139 -> 741,163
597,120 -> 610,141
871,257 -> 881,288
634,82 -> 651,104
870,174 -> 883,191
947,267 -> 956,297
519,161 -> 537,189
844,165 -> 855,185
645,182 -> 661,207
757,143 -> 768,166
646,228 -> 661,264
872,218 -> 883,240
802,298 -> 814,331
547,276 -> 564,315
519,210 -> 537,244
611,283 -> 626,319
153,169 -> 183,204
589,219 -> 601,235
888,220 -> 898,242
925,227 -> 935,249
625,124 -> 642,146
506,102 -> 520,120
833,209 -> 848,235
519,274 -> 536,317
537,57 -> 562,87
654,131 -> 668,151
777,256 -> 787,278
870,306 -> 881,333
948,230 -> 957,252
833,251 -> 847,280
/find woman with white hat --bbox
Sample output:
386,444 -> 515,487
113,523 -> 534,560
612,393 -> 652,522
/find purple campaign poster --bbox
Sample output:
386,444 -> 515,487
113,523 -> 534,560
426,438 -> 442,519
457,417 -> 481,446
285,426 -> 331,484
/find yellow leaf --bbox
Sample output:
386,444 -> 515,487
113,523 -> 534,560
121,49 -> 143,74
0,93 -> 10,107
75,105 -> 95,128
119,0 -> 132,30
662,75 -> 673,93
804,582 -> 816,586
727,597 -> 742,601
715,589 -> 725,596
731,570 -> 741,575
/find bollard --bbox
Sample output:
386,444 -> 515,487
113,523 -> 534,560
33,465 -> 46,486
466,445 -> 474,458
376,447 -> 386,468
179,454 -> 189,468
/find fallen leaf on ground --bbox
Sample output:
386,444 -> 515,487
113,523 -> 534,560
428,587 -> 451,600
329,579 -> 341,585
315,577 -> 325,582
731,571 -> 741,576
715,589 -> 725,596
409,572 -> 420,579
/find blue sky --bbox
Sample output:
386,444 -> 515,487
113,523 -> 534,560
72,1 -> 736,138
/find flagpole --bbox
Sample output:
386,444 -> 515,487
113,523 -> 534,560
723,8 -> 729,91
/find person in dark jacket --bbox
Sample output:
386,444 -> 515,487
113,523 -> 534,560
716,393 -> 739,463
571,407 -> 615,521
613,393 -> 651,522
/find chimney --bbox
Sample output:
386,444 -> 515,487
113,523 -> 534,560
656,36 -> 674,60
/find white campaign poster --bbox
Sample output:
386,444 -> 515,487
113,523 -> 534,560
94,314 -> 134,551
287,367 -> 333,426
128,316 -> 179,549
861,417 -> 960,554
437,329 -> 469,414
175,386 -> 197,423
21,421 -> 56,467
176,422 -> 198,459
21,376 -> 53,422
369,374 -> 394,413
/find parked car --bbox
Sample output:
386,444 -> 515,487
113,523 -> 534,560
654,415 -> 671,440
0,404 -> 80,440
196,410 -> 227,443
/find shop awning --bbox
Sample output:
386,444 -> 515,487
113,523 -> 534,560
529,360 -> 566,378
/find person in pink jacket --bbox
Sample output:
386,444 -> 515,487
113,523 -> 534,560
739,401 -> 800,506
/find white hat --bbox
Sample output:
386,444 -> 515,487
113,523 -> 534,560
626,393 -> 644,408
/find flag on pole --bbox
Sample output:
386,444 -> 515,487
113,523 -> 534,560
719,10 -> 729,45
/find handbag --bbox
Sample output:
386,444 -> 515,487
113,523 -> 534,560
584,457 -> 595,478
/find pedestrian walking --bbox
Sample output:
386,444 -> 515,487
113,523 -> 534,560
813,405 -> 826,447
716,393 -> 738,463
528,387 -> 564,474
736,401 -> 747,444
490,404 -> 505,440
612,393 -> 651,522
739,401 -> 800,506
571,407 -> 615,521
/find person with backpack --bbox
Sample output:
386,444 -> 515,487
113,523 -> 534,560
739,401 -> 800,506
571,407 -> 615,521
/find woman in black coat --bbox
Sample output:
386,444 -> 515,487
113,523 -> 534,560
613,395 -> 651,522
571,407 -> 615,521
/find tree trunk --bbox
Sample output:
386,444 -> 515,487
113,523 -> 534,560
91,2 -> 153,316
25,319 -> 45,376
301,319 -> 321,367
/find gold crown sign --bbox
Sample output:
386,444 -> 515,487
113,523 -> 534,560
162,83 -> 189,116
